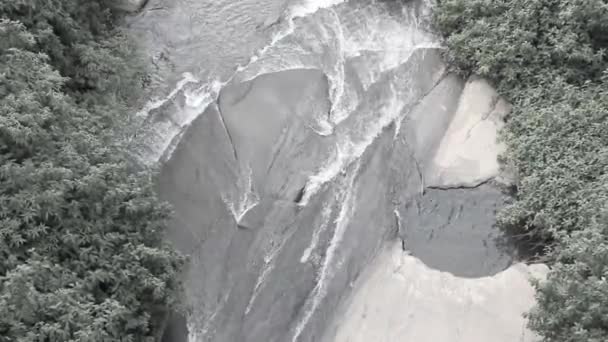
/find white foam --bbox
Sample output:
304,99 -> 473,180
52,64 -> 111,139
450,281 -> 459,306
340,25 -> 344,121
135,72 -> 199,118
231,0 -> 346,80
300,203 -> 334,263
161,0 -> 447,340
393,208 -> 402,232
136,0 -> 348,165
188,288 -> 232,341
340,7 -> 439,89
223,165 -> 260,223
299,84 -> 405,206
298,28 -> 442,203
135,73 -> 225,164
309,119 -> 335,136
136,0 -> 439,166
289,0 -> 346,18
246,213 -> 308,314
230,1 -> 440,201
292,160 -> 360,341
245,253 -> 276,315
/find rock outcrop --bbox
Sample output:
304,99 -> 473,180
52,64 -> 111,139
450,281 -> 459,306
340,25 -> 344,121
394,76 -> 519,277
157,41 -> 544,341
324,75 -> 547,342
325,243 -> 547,342
426,78 -> 509,188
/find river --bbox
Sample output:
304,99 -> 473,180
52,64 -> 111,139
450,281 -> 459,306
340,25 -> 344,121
127,0 -> 547,341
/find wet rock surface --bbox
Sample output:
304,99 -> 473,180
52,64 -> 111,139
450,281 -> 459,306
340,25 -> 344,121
401,185 -> 514,278
127,0 -> 288,95
136,0 -> 545,340
159,50 -> 451,341
426,77 -> 508,188
217,69 -> 333,201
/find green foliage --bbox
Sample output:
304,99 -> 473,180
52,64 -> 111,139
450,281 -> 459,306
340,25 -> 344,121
434,0 -> 608,95
433,0 -> 608,340
497,80 -> 608,240
528,207 -> 608,342
0,2 -> 184,341
0,0 -> 144,100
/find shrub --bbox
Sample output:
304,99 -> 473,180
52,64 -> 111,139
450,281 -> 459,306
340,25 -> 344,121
434,0 -> 608,95
528,206 -> 608,342
434,0 -> 608,340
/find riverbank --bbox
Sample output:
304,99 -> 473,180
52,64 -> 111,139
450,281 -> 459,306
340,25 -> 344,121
321,71 -> 546,341
325,242 -> 547,342
125,0 -> 559,340
0,2 -> 183,341
434,0 -> 608,340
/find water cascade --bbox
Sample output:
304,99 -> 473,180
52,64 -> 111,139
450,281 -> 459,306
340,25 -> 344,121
128,0 -> 547,341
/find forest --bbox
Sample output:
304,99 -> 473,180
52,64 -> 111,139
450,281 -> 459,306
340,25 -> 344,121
0,1 -> 183,341
434,0 -> 608,341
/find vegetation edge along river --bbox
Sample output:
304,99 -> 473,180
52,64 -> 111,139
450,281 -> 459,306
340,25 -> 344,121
0,1 -> 184,341
434,0 -> 608,341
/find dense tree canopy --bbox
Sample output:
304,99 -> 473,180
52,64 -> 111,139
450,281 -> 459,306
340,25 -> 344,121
434,0 -> 608,341
434,0 -> 608,94
0,1 -> 184,341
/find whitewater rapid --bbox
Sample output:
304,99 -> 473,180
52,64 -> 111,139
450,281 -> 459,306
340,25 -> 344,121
135,0 -> 439,226
138,0 -> 440,340
135,0 -> 436,161
133,0 -> 352,163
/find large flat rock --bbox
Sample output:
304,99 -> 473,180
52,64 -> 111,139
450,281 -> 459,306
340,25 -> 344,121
426,77 -> 509,188
401,185 -> 514,278
325,242 -> 548,342
217,68 -> 333,202
158,68 -> 332,342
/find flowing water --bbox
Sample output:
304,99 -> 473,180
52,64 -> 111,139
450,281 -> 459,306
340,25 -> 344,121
129,1 -> 543,341
130,0 -> 437,164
